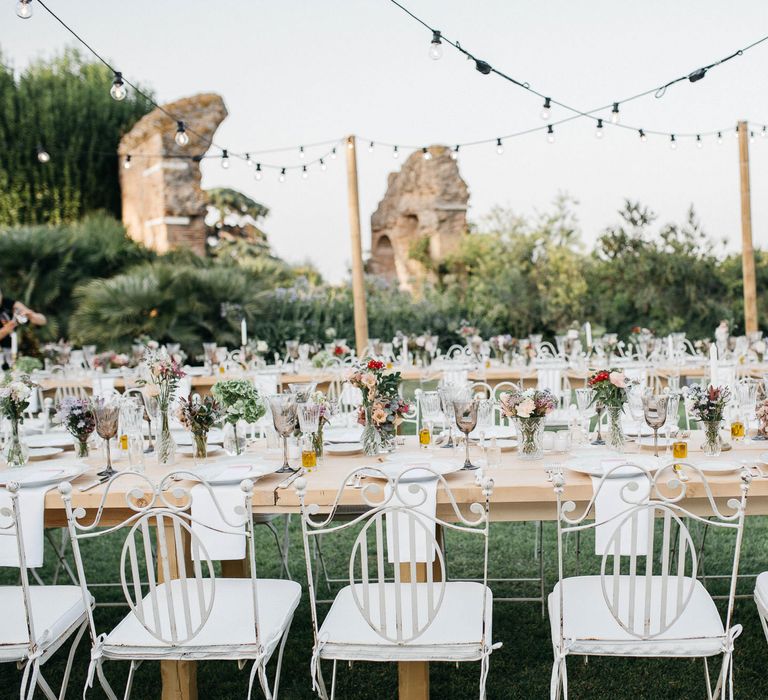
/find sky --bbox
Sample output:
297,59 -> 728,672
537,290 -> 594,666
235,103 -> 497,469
3,0 -> 768,282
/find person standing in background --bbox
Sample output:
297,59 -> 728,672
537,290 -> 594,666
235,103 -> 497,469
0,288 -> 47,367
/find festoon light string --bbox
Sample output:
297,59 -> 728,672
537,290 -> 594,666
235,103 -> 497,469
14,0 -> 768,176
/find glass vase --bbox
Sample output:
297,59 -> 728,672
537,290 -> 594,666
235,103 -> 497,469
607,406 -> 626,452
223,421 -> 246,456
192,430 -> 208,460
312,424 -> 324,461
3,418 -> 28,468
514,417 -> 546,460
75,436 -> 90,459
156,407 -> 176,465
361,407 -> 382,456
702,419 -> 722,457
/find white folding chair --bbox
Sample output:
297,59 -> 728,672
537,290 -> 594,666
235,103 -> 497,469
755,572 -> 768,643
296,468 -> 499,699
549,462 -> 750,699
0,482 -> 90,700
59,471 -> 301,700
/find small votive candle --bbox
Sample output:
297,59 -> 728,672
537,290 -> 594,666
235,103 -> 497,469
672,440 -> 688,459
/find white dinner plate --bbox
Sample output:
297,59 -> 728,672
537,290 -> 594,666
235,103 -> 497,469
0,462 -> 87,488
26,433 -> 74,449
622,423 -> 654,437
691,459 -> 741,474
565,452 -> 659,478
172,429 -> 224,446
469,425 -> 516,441
177,445 -> 224,458
637,436 -> 675,450
324,443 -> 364,456
189,457 -> 282,485
28,447 -> 64,461
324,427 -> 364,444
360,454 -> 462,481
757,451 -> 768,465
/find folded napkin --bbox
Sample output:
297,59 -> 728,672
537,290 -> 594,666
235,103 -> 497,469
591,462 -> 650,557
0,484 -> 49,568
324,427 -> 364,444
191,481 -> 247,561
385,476 -> 438,564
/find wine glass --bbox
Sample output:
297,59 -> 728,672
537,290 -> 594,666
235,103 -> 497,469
420,391 -> 442,446
288,382 -> 317,403
574,388 -> 595,441
737,379 -> 759,439
626,386 -> 646,447
269,394 -> 298,473
642,393 -> 669,458
438,384 -> 470,448
94,399 -> 121,478
285,340 -> 300,372
453,399 -> 479,470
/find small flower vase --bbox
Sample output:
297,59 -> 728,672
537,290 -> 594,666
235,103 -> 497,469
607,406 -> 626,452
3,418 -> 29,468
701,419 -> 722,457
223,421 -> 246,456
156,407 -> 176,465
362,406 -> 382,456
75,436 -> 90,459
312,424 -> 324,461
380,430 -> 397,454
192,430 -> 208,461
514,417 -> 546,460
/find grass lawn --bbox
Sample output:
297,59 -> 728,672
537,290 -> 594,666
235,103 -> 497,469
2,510 -> 768,699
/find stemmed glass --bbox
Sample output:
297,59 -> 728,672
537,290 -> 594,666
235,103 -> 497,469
453,399 -> 479,470
285,340 -> 300,372
420,391 -> 442,445
288,382 -> 317,403
664,393 -> 681,447
202,342 -> 217,373
626,386 -> 646,447
94,399 -> 121,478
438,384 -> 470,448
738,379 -> 760,440
642,393 -> 669,458
575,388 -> 595,442
269,394 -> 298,473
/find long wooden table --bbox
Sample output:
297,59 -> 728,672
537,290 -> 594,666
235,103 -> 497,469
27,432 -> 768,699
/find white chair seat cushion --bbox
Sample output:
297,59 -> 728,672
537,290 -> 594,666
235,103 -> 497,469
104,578 -> 300,660
549,576 -> 725,657
318,582 -> 492,662
755,571 -> 768,611
0,585 -> 89,662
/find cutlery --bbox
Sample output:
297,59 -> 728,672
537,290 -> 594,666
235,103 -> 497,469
78,476 -> 109,492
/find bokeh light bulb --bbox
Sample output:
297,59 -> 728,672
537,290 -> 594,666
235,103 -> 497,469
110,73 -> 127,101
429,30 -> 443,60
16,0 -> 32,19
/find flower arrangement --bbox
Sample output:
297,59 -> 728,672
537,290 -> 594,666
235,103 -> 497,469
349,359 -> 409,454
0,374 -> 35,421
457,321 -> 479,339
331,341 -> 350,358
12,356 -> 42,374
587,369 -> 632,407
42,340 -> 72,366
176,394 -> 222,459
211,379 -> 265,425
489,334 -> 515,358
311,349 -> 334,368
499,388 -> 556,419
309,390 -> 334,456
684,384 -> 731,422
93,351 -> 129,371
55,397 -> 96,457
757,398 -> 768,438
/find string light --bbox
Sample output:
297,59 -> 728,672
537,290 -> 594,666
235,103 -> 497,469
244,153 -> 253,168
669,134 -> 677,150
221,149 -> 230,169
696,134 -> 703,148
717,132 -> 723,144
750,130 -> 756,144
124,155 -> 132,169
429,30 -> 443,60
299,146 -> 305,159
36,145 -> 50,163
495,138 -> 504,155
475,59 -> 492,75
279,168 -> 286,182
330,147 -> 337,159
320,158 -> 327,171
547,125 -> 555,143
254,163 -> 262,180
540,97 -> 551,121
393,145 -> 399,159
422,147 -> 432,160
110,72 -> 127,101
595,119 -> 604,139
762,126 -> 767,138
638,129 -> 647,143
16,0 -> 32,19
610,102 -> 620,124
302,165 -> 309,179
451,145 -> 460,160
368,141 -> 375,152
174,121 -> 189,146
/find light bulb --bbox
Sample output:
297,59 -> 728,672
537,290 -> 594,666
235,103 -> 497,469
221,149 -> 229,169
279,168 -> 286,183
320,158 -> 327,171
245,154 -> 255,168
110,73 -> 127,101
450,145 -> 459,160
16,0 -> 32,19
429,30 -> 443,60
368,141 -> 374,152
762,126 -> 767,138
124,155 -> 132,169
254,164 -> 262,181
175,121 -> 189,146
696,135 -> 703,149
595,119 -> 604,139
330,147 -> 337,159
299,146 -> 305,159
393,146 -> 399,159
610,102 -> 620,124
717,132 -> 723,144
347,139 -> 354,150
639,129 -> 647,143
301,165 -> 308,180
495,138 -> 504,155
669,135 -> 677,150
422,147 -> 432,161
36,146 -> 50,163
547,125 -> 555,143
540,97 -> 551,121
750,131 -> 756,144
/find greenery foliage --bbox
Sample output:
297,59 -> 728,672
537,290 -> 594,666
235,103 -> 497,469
0,48 -> 153,226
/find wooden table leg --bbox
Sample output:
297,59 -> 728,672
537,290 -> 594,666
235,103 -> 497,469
157,519 -> 198,700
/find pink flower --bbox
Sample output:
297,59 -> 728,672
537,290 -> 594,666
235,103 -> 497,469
517,398 -> 536,418
608,371 -> 626,388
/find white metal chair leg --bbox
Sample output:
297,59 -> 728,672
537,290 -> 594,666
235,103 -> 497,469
123,660 -> 139,700
330,660 -> 338,700
34,671 -> 57,700
704,657 -> 714,700
57,619 -> 87,699
270,616 -> 293,700
96,660 -> 120,700
263,520 -> 292,580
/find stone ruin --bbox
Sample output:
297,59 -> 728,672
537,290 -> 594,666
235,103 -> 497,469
368,145 -> 469,292
118,93 -> 227,255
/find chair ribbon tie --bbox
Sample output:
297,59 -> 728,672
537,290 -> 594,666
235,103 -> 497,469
310,634 -> 330,694
20,644 -> 45,700
721,625 -> 743,700
85,633 -> 107,692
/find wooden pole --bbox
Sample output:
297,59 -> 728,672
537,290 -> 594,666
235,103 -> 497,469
345,135 -> 369,355
738,120 -> 759,334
